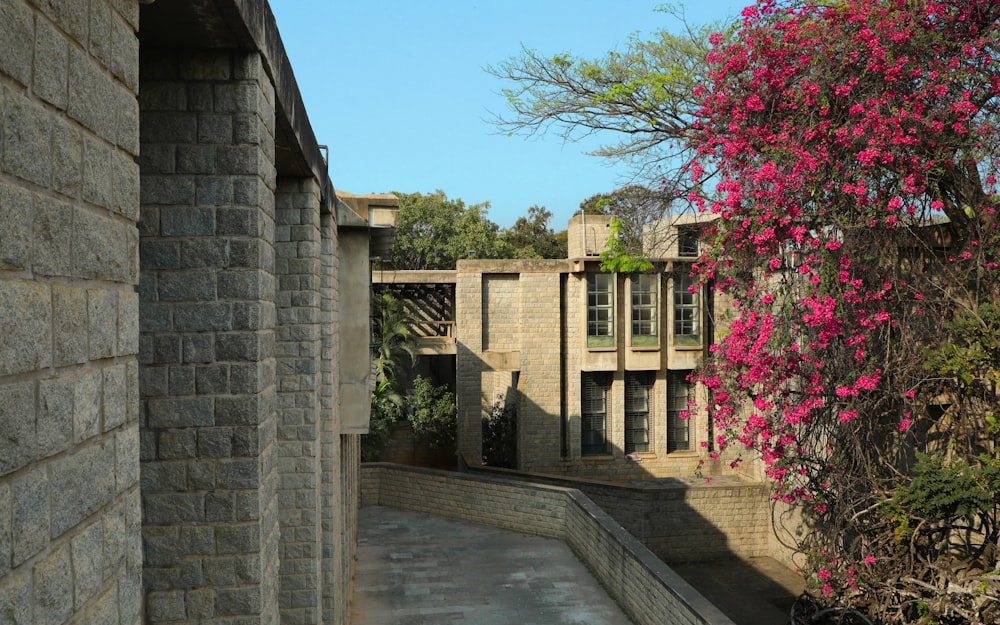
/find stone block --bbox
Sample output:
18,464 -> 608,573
195,364 -> 229,394
67,47 -> 117,141
0,0 -> 32,87
102,502 -> 127,579
186,460 -> 216,490
33,17 -> 69,109
144,493 -> 205,524
76,208 -> 128,282
196,176 -> 233,206
112,148 -> 140,218
140,459 -> 187,493
216,523 -> 261,555
110,11 -> 139,92
216,332 -> 266,362
0,482 -> 9,577
73,369 -> 103,443
70,521 -> 104,610
2,85 -> 52,187
0,565 -> 31,625
88,287 -> 119,360
0,381 -> 36,476
116,423 -> 140,493
32,195 -> 73,277
215,396 -> 260,426
140,110 -> 197,144
0,281 -> 51,376
140,174 -> 196,206
37,376 -> 74,459
116,81 -> 141,157
147,591 -> 186,623
158,271 -> 216,302
176,145 -> 216,174
48,439 -> 115,537
118,290 -> 139,356
169,365 -> 195,395
174,303 -> 232,332
139,302 -> 171,333
198,114 -> 232,143
152,334 -> 181,364
52,285 -> 89,366
181,336 -> 216,365
88,0 -> 113,67
147,397 -> 214,429
219,270 -> 266,299
198,428 -> 233,458
179,238 -> 228,269
87,585 -> 119,625
218,458 -> 259,489
216,585 -> 261,616
216,207 -> 263,236
0,184 -> 33,270
11,467 -> 48,566
185,589 -> 215,620
82,135 -> 113,208
156,429 -> 198,460
33,542 -> 72,625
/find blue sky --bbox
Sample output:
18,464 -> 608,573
269,1 -> 745,229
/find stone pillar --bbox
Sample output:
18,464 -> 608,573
137,49 -> 279,625
274,178 -> 323,624
455,271 -> 485,464
0,2 -> 143,625
518,273 -> 563,472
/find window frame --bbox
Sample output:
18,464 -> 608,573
586,273 -> 615,348
581,372 -> 610,455
672,272 -> 700,347
625,372 -> 652,454
629,273 -> 658,348
667,370 -> 693,453
677,227 -> 699,258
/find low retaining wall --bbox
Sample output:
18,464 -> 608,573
361,463 -> 736,625
461,464 -> 776,563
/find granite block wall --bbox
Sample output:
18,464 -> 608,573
0,2 -> 143,625
137,48 -> 281,625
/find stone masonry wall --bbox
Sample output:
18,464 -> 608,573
517,273 -> 563,472
0,2 -> 143,625
455,271 -> 484,463
137,48 -> 280,625
274,177 -> 323,625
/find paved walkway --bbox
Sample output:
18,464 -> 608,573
349,506 -> 635,625
350,505 -> 804,625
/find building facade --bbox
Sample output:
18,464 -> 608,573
0,2 -> 381,625
453,213 -> 735,481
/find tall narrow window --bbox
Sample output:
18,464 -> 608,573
667,370 -> 693,452
673,273 -> 700,346
678,227 -> 699,258
630,274 -> 658,347
587,273 -> 614,347
625,372 -> 652,453
581,372 -> 609,455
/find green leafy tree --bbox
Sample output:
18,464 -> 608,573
501,205 -> 568,259
388,191 -> 513,269
364,293 -> 416,461
407,376 -> 456,451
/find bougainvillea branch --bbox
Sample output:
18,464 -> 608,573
691,1 -> 1000,622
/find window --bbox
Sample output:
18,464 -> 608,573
673,273 -> 700,346
625,372 -> 652,453
678,227 -> 699,258
630,274 -> 658,347
587,273 -> 614,347
581,372 -> 609,455
667,371 -> 693,452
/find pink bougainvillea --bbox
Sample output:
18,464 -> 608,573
688,0 -> 1000,621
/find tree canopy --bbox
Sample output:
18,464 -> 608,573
500,205 -> 568,259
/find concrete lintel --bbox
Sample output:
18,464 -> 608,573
372,270 -> 458,285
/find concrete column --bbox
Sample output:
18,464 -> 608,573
0,2 -> 143,625
137,49 -> 279,625
455,271 -> 485,464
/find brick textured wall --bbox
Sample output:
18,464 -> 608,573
138,48 -> 280,625
361,463 -> 737,625
0,2 -> 143,625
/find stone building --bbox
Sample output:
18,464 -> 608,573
0,2 -> 385,625
375,213 -> 737,482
